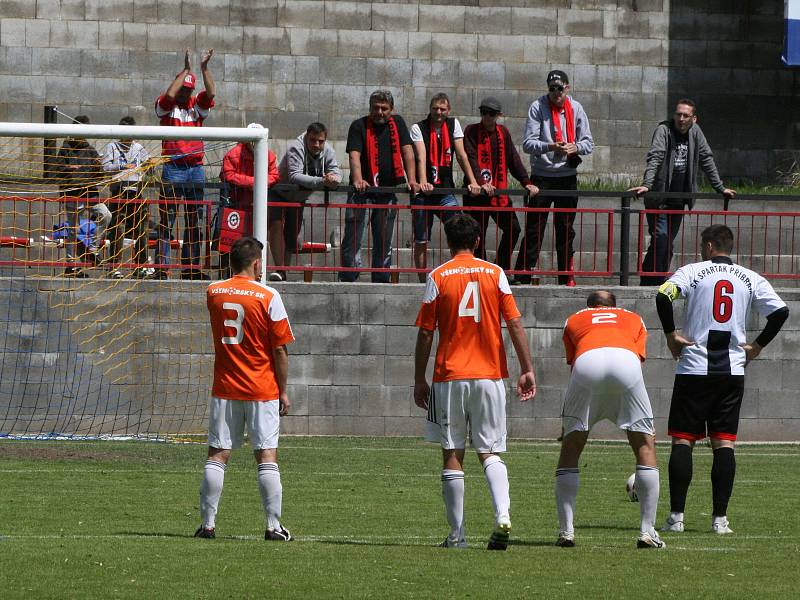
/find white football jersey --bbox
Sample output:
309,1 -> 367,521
666,257 -> 786,375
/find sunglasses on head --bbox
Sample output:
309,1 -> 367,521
480,108 -> 499,116
549,85 -> 565,93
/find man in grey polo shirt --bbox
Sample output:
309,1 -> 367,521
513,70 -> 593,286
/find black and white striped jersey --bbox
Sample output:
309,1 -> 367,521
664,256 -> 786,375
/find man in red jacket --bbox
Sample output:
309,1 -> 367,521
155,49 -> 215,280
221,123 -> 280,279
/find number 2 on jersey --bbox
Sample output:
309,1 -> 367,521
713,280 -> 733,323
458,281 -> 481,323
222,302 -> 245,344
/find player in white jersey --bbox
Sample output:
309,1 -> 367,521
656,224 -> 788,535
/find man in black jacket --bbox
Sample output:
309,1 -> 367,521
629,99 -> 736,285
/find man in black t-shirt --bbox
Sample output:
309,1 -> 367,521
339,90 -> 418,283
629,99 -> 736,286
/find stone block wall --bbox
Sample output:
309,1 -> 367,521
1,279 -> 798,441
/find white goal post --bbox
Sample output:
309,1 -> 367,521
0,121 -> 271,282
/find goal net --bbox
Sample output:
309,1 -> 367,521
0,121 -> 270,439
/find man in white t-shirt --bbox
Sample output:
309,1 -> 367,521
410,93 -> 482,282
656,224 -> 788,535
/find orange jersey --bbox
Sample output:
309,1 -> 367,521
207,275 -> 295,401
415,253 -> 521,382
562,307 -> 647,365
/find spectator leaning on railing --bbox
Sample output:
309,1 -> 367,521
462,97 -> 538,272
629,99 -> 736,286
339,90 -> 418,283
410,93 -> 481,283
515,70 -> 594,287
271,122 -> 341,282
154,48 -> 215,280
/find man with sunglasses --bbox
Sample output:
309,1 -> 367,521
462,97 -> 538,271
515,70 -> 593,286
629,99 -> 736,286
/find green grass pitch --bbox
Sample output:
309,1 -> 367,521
1,437 -> 797,599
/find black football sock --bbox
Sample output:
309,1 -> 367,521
711,447 -> 736,517
668,444 -> 693,514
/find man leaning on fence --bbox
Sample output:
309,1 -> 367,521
271,122 -> 341,282
462,97 -> 538,272
154,49 -> 215,280
410,93 -> 481,283
339,90 -> 418,283
514,70 -> 593,287
629,99 -> 736,286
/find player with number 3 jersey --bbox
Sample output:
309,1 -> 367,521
195,236 -> 296,542
414,214 -> 536,551
657,224 -> 788,536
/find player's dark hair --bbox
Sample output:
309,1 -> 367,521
306,122 -> 327,136
429,93 -> 451,108
119,116 -> 136,126
675,98 -> 696,115
701,224 -> 734,254
230,236 -> 264,273
73,115 -> 90,125
587,290 -> 616,308
444,214 -> 480,252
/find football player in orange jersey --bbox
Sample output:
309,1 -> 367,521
555,290 -> 663,549
414,213 -> 536,550
195,236 -> 295,541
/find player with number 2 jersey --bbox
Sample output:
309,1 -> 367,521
656,224 -> 788,536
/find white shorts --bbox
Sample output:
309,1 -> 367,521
562,347 -> 654,436
207,397 -> 280,450
424,379 -> 507,453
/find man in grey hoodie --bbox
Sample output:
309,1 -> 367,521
629,99 -> 735,286
271,122 -> 341,281
514,70 -> 594,286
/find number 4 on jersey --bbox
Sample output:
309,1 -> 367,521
458,281 -> 481,323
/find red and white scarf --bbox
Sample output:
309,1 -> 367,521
365,116 -> 405,186
550,97 -> 575,143
427,117 -> 452,185
477,125 -> 509,207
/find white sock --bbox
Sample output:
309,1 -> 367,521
635,465 -> 660,535
199,460 -> 226,528
555,468 -> 579,535
257,462 -> 283,531
441,470 -> 465,541
482,455 -> 510,521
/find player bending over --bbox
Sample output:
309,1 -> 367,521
414,213 -> 536,550
556,291 -> 664,549
657,224 -> 788,535
195,236 -> 295,541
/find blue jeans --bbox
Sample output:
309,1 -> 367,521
412,193 -> 459,243
338,191 -> 397,283
641,205 -> 685,285
158,163 -> 205,268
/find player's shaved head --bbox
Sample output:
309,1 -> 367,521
701,224 -> 734,254
230,236 -> 264,273
587,290 -> 616,307
444,214 -> 480,252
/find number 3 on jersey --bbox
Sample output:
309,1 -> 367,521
458,281 -> 481,323
222,302 -> 245,344
713,280 -> 733,323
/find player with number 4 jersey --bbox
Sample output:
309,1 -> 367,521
657,224 -> 788,536
195,236 -> 296,543
556,291 -> 664,549
414,214 -> 536,551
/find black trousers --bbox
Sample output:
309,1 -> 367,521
514,174 -> 577,284
462,193 -> 521,271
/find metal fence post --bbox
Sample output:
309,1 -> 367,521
619,195 -> 631,286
